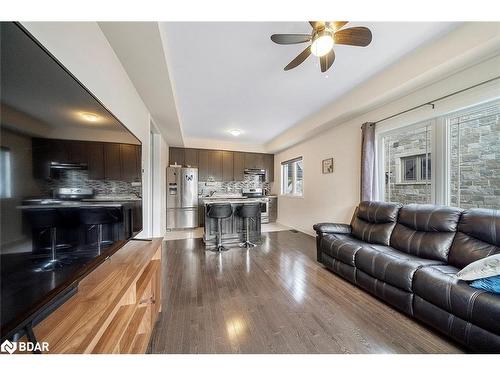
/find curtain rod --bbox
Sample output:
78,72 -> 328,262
373,76 -> 500,125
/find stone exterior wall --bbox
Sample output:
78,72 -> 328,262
449,103 -> 500,209
383,101 -> 500,209
384,125 -> 432,204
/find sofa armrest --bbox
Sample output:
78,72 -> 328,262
313,223 -> 352,235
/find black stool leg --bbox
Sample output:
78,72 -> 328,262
240,217 -> 256,248
214,218 -> 229,252
36,227 -> 64,272
97,224 -> 103,255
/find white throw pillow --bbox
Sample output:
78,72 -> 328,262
456,254 -> 500,281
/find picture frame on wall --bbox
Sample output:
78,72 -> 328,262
322,158 -> 334,174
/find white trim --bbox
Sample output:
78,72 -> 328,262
280,157 -> 304,197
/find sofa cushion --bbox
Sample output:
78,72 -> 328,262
390,204 -> 462,262
351,201 -> 402,246
320,233 -> 367,266
413,265 -> 500,335
448,208 -> 500,269
354,245 -> 444,292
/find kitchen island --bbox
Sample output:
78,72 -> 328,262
202,198 -> 262,249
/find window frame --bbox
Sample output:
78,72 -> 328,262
376,98 -> 500,207
280,157 -> 304,197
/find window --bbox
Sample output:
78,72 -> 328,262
0,147 -> 12,198
400,154 -> 431,183
381,122 -> 432,204
377,99 -> 500,208
281,157 -> 303,196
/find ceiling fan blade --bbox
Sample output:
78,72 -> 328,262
284,46 -> 312,71
333,27 -> 372,47
320,49 -> 335,73
309,21 -> 325,30
326,21 -> 348,32
271,34 -> 311,45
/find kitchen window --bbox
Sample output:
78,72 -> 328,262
281,157 -> 303,196
377,98 -> 500,208
0,147 -> 12,199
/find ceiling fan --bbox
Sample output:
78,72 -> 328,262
270,21 -> 372,73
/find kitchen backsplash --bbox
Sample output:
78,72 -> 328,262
198,175 -> 271,197
42,170 -> 142,197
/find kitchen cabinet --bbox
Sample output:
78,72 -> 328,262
120,144 -> 141,182
198,149 -> 209,181
263,154 -> 274,182
233,152 -> 245,181
268,196 -> 278,223
104,143 -> 122,180
168,147 -> 274,183
68,141 -> 87,164
32,138 -> 69,179
87,142 -> 105,180
184,148 -> 199,167
222,151 -> 234,181
169,147 -> 185,167
208,150 -> 223,181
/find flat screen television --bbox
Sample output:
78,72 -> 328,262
0,22 -> 143,341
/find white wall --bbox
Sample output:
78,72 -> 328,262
274,54 -> 500,236
21,22 -> 159,238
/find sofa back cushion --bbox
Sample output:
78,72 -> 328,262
351,201 -> 402,245
390,204 -> 462,262
448,208 -> 500,269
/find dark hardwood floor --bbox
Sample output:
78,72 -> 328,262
147,230 -> 463,353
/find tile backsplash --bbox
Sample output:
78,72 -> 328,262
198,175 -> 270,197
42,170 -> 142,197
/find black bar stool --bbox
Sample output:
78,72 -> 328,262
236,203 -> 260,248
24,208 -> 67,271
79,207 -> 123,254
207,203 -> 233,252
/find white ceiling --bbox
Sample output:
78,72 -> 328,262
162,22 -> 458,146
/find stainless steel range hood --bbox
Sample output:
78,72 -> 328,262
49,161 -> 88,170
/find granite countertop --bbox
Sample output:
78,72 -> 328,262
82,196 -> 141,202
18,202 -> 129,209
202,197 -> 262,205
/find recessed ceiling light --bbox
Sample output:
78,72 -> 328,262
228,129 -> 242,137
80,112 -> 99,122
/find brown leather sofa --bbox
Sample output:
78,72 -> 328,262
313,201 -> 500,353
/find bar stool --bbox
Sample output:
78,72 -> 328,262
24,208 -> 67,272
207,203 -> 233,252
79,207 -> 123,255
236,203 -> 260,248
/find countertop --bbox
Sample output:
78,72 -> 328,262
202,197 -> 263,205
18,202 -> 131,209
82,196 -> 141,202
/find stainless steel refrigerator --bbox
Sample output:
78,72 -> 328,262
167,167 -> 199,229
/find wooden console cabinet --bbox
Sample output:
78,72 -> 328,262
29,238 -> 163,354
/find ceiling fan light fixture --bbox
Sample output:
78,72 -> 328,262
310,32 -> 334,57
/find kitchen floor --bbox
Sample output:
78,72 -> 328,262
164,222 -> 290,241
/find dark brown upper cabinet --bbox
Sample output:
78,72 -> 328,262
120,144 -> 140,182
104,143 -> 122,181
244,152 -> 264,170
184,148 -> 199,168
87,142 -> 105,180
222,151 -> 234,181
169,147 -> 185,167
264,154 -> 274,182
233,152 -> 245,181
198,149 -> 209,181
208,150 -> 223,181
